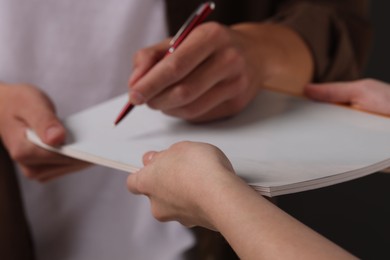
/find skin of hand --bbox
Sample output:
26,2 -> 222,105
127,141 -> 236,230
305,79 -> 390,116
127,141 -> 355,259
127,22 -> 313,122
0,83 -> 90,182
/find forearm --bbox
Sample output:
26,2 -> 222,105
203,174 -> 355,259
232,22 -> 314,95
272,0 -> 371,81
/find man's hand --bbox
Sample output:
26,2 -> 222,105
128,22 -> 313,122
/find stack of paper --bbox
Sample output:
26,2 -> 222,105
27,90 -> 390,197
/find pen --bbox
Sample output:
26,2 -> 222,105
114,1 -> 216,126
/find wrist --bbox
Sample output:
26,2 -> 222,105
199,171 -> 258,230
232,22 -> 314,95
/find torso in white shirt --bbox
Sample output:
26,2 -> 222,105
0,0 -> 194,259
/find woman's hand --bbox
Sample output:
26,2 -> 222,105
127,141 -> 237,230
0,83 -> 90,182
305,79 -> 390,116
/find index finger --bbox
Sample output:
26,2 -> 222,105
130,22 -> 227,105
305,82 -> 358,103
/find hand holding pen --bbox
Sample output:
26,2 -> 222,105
114,2 -> 215,125
117,0 -> 295,124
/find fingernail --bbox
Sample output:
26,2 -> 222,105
45,125 -> 63,143
130,90 -> 145,105
147,152 -> 156,162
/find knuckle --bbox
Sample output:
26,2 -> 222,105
150,206 -> 169,222
19,84 -> 44,98
171,85 -> 191,104
133,48 -> 154,63
199,22 -> 228,43
9,146 -> 29,162
171,140 -> 191,151
9,85 -> 30,103
165,59 -> 184,79
223,47 -> 243,66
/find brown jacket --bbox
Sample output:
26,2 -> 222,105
0,1 -> 371,259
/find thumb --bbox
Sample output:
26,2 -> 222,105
41,123 -> 66,146
19,89 -> 66,146
142,151 -> 158,166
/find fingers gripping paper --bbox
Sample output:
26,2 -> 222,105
27,90 -> 390,197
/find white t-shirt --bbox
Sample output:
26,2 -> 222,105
0,0 -> 194,259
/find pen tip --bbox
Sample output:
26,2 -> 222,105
113,118 -> 122,126
113,116 -> 123,126
113,102 -> 135,126
114,111 -> 128,125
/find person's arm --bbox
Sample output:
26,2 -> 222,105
126,0 -> 369,122
271,0 -> 371,82
0,83 -> 90,181
127,141 -> 355,259
305,79 -> 390,116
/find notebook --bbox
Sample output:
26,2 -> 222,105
27,90 -> 390,197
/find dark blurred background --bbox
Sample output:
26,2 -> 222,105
365,1 -> 390,81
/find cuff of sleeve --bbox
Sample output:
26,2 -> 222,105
269,3 -> 363,82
